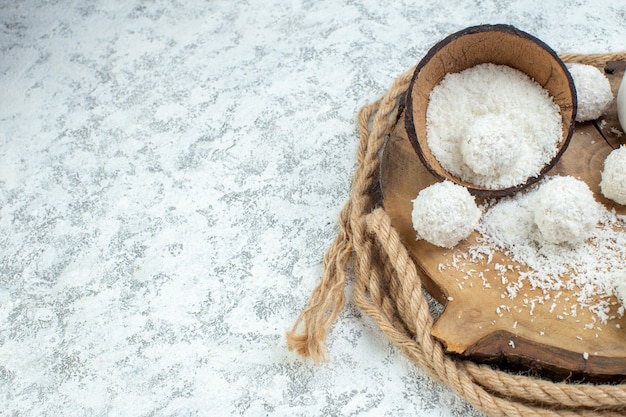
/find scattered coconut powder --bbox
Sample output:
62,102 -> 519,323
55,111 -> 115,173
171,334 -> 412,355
438,175 -> 626,324
426,63 -> 562,188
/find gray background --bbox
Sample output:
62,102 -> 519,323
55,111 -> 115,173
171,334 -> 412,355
1,1 -> 625,416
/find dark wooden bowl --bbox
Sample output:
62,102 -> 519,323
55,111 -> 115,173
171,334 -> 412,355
405,24 -> 577,198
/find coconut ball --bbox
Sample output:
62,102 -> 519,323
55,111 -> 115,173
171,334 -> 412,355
567,63 -> 613,122
411,181 -> 481,249
600,146 -> 626,205
533,176 -> 600,245
460,113 -> 523,177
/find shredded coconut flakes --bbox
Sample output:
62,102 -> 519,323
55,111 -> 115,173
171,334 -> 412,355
426,63 -> 562,189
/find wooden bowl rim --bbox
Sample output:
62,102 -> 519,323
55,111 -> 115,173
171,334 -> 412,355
404,24 -> 578,198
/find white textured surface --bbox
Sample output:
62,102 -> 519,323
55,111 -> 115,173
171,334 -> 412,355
1,1 -> 625,416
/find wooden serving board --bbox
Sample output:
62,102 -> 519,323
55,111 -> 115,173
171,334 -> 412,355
380,61 -> 626,381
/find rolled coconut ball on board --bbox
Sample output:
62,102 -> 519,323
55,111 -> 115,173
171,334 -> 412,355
567,63 -> 613,122
600,146 -> 626,205
411,181 -> 481,249
533,176 -> 601,245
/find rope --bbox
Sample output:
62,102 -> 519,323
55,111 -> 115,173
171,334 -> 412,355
558,52 -> 626,67
287,52 -> 626,416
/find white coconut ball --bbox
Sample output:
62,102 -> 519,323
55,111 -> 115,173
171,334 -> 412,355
533,176 -> 600,245
567,63 -> 613,122
460,113 -> 523,177
411,181 -> 481,249
600,146 -> 626,205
